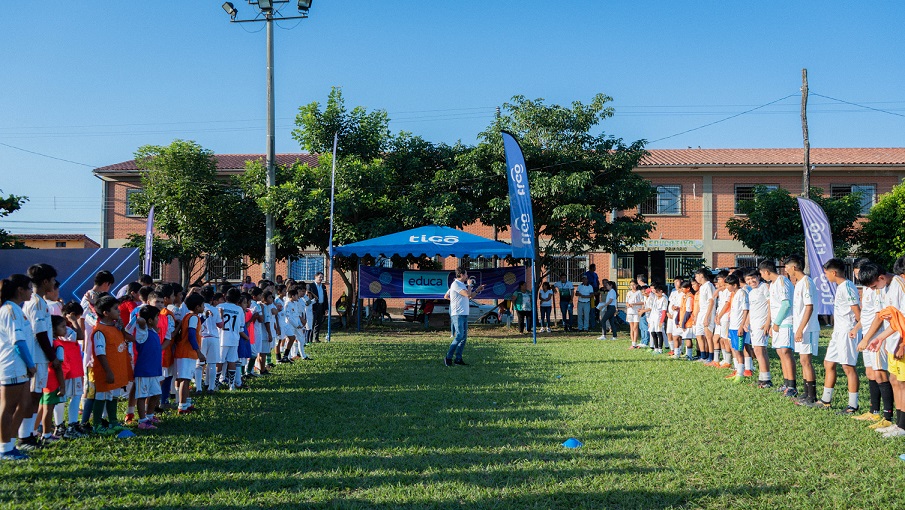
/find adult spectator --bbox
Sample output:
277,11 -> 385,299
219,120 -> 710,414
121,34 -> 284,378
583,264 -> 600,328
511,281 -> 533,334
576,275 -> 594,332
553,273 -> 574,332
444,267 -> 484,366
241,276 -> 255,292
308,272 -> 329,342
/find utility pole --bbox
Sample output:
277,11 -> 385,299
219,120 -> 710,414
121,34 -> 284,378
801,68 -> 810,197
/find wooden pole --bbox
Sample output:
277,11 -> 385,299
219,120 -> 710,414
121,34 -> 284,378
801,68 -> 810,197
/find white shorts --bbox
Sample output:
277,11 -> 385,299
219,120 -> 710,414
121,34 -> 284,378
825,330 -> 861,366
771,327 -> 793,350
682,328 -> 696,340
134,376 -> 162,399
666,319 -> 676,335
296,328 -> 308,344
174,358 -> 197,380
220,346 -> 239,363
200,337 -> 220,365
249,338 -> 260,356
94,387 -> 125,401
864,348 -> 889,371
717,317 -> 729,338
65,377 -> 84,397
30,363 -> 49,393
749,327 -> 769,348
794,331 -> 820,355
626,314 -> 639,324
161,364 -> 175,379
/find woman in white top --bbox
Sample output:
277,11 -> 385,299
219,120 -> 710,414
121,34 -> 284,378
537,282 -> 554,333
597,280 -> 619,340
625,281 -> 643,347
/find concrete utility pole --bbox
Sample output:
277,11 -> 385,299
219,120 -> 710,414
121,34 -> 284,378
801,68 -> 811,197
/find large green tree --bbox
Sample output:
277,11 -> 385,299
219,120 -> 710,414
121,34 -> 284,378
726,185 -> 862,260
858,182 -> 905,269
439,94 -> 656,274
0,191 -> 28,249
125,140 -> 262,286
240,88 -> 459,297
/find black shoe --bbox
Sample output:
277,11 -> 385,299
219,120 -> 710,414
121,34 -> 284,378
444,358 -> 453,367
757,380 -> 773,389
17,435 -> 39,452
454,359 -> 468,366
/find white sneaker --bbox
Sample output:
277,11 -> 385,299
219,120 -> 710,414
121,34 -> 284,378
883,426 -> 905,438
597,334 -> 608,340
546,327 -> 552,333
877,424 -> 899,434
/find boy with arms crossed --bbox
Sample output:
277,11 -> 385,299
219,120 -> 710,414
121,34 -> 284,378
759,260 -> 797,397
784,255 -> 820,405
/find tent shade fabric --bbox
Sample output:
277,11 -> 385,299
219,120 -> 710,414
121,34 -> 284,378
332,225 -> 513,259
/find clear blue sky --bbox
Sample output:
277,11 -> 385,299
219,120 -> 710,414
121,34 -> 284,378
2,1 -> 904,242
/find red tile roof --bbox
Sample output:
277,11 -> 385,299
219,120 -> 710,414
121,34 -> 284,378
94,148 -> 905,175
15,234 -> 100,247
94,153 -> 319,174
639,148 -> 905,167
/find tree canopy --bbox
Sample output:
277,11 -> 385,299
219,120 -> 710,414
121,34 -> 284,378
125,139 -> 261,286
726,185 -> 862,260
0,191 -> 28,249
858,182 -> 905,270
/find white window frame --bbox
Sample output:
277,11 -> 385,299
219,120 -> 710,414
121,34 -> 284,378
831,184 -> 876,215
641,185 -> 681,216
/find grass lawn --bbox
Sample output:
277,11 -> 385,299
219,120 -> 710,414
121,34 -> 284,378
1,325 -> 902,509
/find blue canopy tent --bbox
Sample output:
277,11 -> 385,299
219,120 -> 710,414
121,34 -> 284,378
330,225 -> 517,333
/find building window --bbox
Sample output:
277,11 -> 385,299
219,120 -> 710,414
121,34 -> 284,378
55,241 -> 66,248
125,189 -> 144,217
736,254 -> 770,269
546,256 -> 588,284
462,256 -> 495,270
831,184 -> 876,215
735,184 -> 778,214
640,185 -> 681,215
206,255 -> 243,282
289,254 -> 326,282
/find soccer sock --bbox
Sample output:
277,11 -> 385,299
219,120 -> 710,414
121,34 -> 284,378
821,387 -> 834,403
722,350 -> 731,364
848,392 -> 859,409
879,381 -> 894,420
161,377 -> 173,404
54,404 -> 65,426
3,440 -> 14,453
92,399 -> 106,428
105,399 -> 118,424
735,362 -> 744,376
81,398 -> 94,424
898,410 -> 905,429
744,357 -> 753,371
713,349 -> 721,363
234,368 -> 242,388
68,395 -> 80,424
208,366 -> 217,391
194,367 -> 203,391
299,342 -> 307,359
127,406 -> 136,415
18,414 -> 37,439
226,369 -> 236,388
759,371 -> 771,382
789,377 -> 798,389
868,380 -> 881,413
805,381 -> 817,401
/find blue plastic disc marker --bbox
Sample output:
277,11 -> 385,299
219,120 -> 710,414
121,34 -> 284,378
562,438 -> 583,449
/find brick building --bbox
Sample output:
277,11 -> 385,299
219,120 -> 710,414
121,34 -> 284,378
93,148 -> 905,303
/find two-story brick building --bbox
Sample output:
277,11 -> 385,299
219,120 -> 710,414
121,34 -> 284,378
93,147 -> 905,303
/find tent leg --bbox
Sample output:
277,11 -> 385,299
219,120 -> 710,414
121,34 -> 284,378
357,298 -> 362,332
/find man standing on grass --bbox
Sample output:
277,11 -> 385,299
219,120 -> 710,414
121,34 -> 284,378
444,267 -> 484,367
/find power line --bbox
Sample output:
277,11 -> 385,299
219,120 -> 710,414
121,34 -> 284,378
811,93 -> 905,119
0,141 -> 95,167
647,94 -> 799,145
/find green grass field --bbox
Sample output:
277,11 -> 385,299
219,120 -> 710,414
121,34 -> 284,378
1,325 -> 902,509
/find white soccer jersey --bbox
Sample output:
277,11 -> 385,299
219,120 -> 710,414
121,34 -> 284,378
881,276 -> 905,352
728,288 -> 749,331
697,282 -> 716,323
201,303 -> 220,339
648,295 -> 667,332
793,276 -> 820,333
747,282 -> 770,329
833,280 -> 860,333
769,275 -> 794,328
217,302 -> 245,347
22,293 -> 51,364
667,290 -> 682,320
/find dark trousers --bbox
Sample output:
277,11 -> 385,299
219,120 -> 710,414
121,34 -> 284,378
312,303 -> 326,342
599,305 -> 617,336
517,310 -> 533,333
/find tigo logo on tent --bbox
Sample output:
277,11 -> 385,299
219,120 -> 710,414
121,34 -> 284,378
409,235 -> 459,246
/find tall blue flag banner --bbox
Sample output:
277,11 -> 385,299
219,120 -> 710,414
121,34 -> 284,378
797,197 -> 836,315
359,266 -> 528,300
143,205 -> 154,275
501,131 -> 536,260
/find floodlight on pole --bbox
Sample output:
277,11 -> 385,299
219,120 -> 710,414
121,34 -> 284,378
258,0 -> 274,12
222,2 -> 238,20
298,0 -> 312,12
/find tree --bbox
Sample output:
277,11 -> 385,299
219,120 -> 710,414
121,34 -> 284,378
0,191 -> 28,249
726,185 -> 862,260
858,182 -> 905,269
124,140 -> 262,286
240,88 -> 459,298
437,94 -> 656,275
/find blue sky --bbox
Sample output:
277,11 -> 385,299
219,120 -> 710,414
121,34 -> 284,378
2,1 -> 903,242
